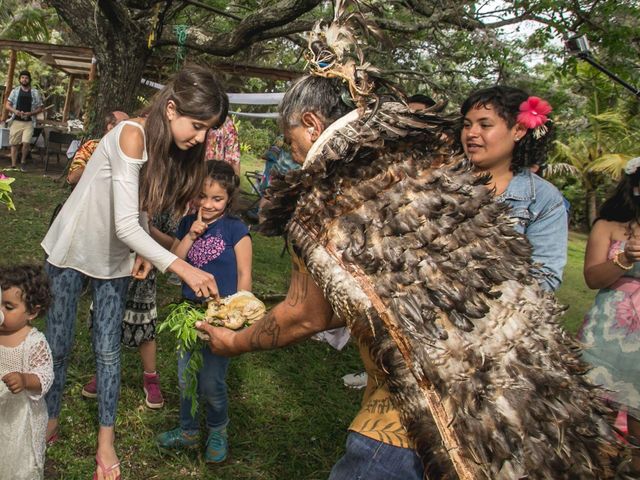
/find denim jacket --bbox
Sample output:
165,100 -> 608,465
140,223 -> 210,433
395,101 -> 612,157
497,169 -> 568,291
7,86 -> 43,127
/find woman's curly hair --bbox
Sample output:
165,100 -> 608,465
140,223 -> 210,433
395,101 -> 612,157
460,85 -> 555,173
0,264 -> 52,315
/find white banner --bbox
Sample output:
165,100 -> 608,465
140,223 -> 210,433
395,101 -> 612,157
141,78 -> 283,119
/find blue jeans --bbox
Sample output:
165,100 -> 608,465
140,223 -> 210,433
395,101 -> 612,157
44,262 -> 130,426
178,346 -> 230,432
329,432 -> 424,480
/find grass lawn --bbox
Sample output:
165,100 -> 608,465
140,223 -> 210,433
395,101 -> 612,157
0,160 -> 596,479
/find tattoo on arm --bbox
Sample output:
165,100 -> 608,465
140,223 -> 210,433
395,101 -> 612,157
249,311 -> 281,351
287,269 -> 309,307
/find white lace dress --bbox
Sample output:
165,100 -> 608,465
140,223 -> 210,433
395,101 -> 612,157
0,328 -> 53,480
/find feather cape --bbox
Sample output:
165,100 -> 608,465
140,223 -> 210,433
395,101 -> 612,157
260,102 -> 630,479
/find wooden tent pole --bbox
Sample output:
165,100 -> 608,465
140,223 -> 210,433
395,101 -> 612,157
2,49 -> 17,121
88,57 -> 97,81
62,74 -> 76,122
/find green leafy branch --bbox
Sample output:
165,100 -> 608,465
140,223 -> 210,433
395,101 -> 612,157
158,301 -> 206,417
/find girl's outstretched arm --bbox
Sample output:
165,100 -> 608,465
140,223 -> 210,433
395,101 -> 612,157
169,258 -> 220,299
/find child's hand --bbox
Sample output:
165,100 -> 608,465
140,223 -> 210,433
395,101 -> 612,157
188,207 -> 207,240
132,255 -> 152,280
2,372 -> 25,393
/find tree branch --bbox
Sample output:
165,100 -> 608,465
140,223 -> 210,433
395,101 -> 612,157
182,0 -> 242,21
156,0 -> 322,56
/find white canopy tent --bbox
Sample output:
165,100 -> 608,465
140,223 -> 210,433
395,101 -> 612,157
141,78 -> 283,119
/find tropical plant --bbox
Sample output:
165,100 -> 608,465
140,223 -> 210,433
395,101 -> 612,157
549,78 -> 640,228
0,173 -> 15,210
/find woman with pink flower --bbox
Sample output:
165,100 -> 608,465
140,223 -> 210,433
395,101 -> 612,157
460,86 -> 567,291
580,162 -> 640,471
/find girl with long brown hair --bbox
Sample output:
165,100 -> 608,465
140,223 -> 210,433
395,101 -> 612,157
41,65 -> 228,480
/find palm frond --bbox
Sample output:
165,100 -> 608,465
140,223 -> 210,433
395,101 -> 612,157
587,153 -> 633,179
544,162 -> 579,178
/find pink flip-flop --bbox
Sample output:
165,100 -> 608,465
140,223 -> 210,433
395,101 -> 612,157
45,431 -> 59,446
92,454 -> 121,480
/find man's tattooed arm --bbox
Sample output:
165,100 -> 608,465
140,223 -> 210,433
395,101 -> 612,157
233,261 -> 341,353
202,260 -> 345,356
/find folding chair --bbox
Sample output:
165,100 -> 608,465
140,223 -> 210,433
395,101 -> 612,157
245,170 -> 264,197
44,130 -> 77,173
28,127 -> 44,165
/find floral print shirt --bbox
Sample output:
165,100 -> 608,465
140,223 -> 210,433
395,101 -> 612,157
204,117 -> 240,169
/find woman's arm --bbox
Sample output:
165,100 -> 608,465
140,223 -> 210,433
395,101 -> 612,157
234,235 -> 252,291
583,220 -> 631,289
525,199 -> 568,291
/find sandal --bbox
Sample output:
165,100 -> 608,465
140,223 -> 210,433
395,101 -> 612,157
92,454 -> 121,480
45,430 -> 59,447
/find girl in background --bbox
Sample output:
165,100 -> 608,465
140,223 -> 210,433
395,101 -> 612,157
157,160 -> 252,464
0,264 -> 52,479
580,159 -> 640,472
460,86 -> 567,291
41,66 -> 228,480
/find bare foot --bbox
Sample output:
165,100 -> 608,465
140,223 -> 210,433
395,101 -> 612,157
46,418 -> 58,444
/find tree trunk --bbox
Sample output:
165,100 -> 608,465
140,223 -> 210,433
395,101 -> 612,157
48,0 -> 153,136
87,40 -> 150,136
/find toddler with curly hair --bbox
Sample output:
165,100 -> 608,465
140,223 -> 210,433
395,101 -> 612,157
0,264 -> 53,479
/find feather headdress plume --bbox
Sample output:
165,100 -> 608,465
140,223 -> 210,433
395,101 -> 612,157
304,0 -> 388,110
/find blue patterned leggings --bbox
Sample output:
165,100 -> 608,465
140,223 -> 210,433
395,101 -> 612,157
44,262 -> 130,426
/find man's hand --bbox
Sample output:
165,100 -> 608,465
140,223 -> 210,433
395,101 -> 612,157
195,321 -> 238,357
131,255 -> 153,280
2,372 -> 26,393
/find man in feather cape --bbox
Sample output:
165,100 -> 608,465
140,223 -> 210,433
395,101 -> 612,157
195,13 -> 634,480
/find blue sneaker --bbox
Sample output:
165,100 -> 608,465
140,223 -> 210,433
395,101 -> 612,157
205,429 -> 228,463
157,427 -> 199,450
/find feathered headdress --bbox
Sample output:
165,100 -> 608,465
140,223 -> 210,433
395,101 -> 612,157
304,0 -> 395,111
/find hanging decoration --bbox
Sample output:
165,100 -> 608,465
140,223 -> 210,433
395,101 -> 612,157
174,25 -> 189,70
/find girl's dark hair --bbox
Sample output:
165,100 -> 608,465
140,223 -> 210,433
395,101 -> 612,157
0,264 -> 51,315
460,85 -> 555,173
279,75 -> 354,130
205,160 -> 239,211
597,172 -> 640,224
141,65 -> 229,216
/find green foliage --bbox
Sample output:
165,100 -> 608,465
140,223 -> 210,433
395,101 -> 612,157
0,175 -> 15,210
0,1 -> 54,42
545,63 -> 640,228
158,301 -> 206,417
234,115 -> 276,158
